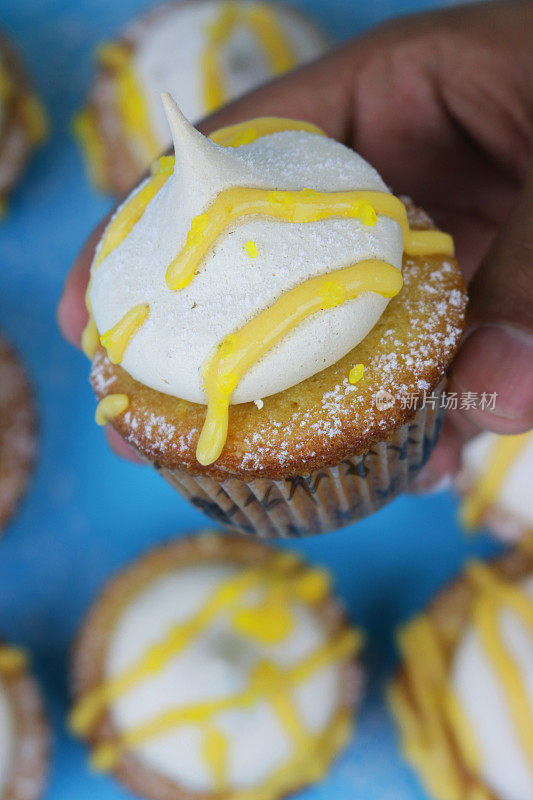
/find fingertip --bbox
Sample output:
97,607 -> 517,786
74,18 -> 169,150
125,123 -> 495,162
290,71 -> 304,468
450,324 -> 533,434
57,279 -> 88,348
57,217 -> 110,348
408,416 -> 461,494
105,426 -> 144,464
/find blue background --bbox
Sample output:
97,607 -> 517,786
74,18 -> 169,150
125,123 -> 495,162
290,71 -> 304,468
0,1 -> 501,798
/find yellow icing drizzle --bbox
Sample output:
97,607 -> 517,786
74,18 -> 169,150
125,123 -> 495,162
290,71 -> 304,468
90,627 -> 359,772
209,117 -> 326,148
70,553 -> 300,735
0,58 -> 47,146
73,108 -> 108,192
196,259 -> 403,465
82,155 -> 172,359
0,65 -> 11,101
71,551 -> 361,794
244,240 -> 258,258
202,1 -> 295,113
349,364 -> 365,385
390,560 -> 533,800
97,42 -> 160,163
202,727 -> 229,790
0,646 -> 27,678
232,596 -> 293,644
165,188 -> 453,291
81,315 -> 100,360
468,562 -> 533,766
100,304 -> 149,364
18,94 -> 48,145
389,615 -> 482,800
95,394 -> 129,426
460,431 -> 533,530
95,157 -> 172,274
245,4 -> 296,73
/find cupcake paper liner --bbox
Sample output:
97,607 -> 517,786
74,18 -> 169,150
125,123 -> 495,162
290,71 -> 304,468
158,385 -> 445,538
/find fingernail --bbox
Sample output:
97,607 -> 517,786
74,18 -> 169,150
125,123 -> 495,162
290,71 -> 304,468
452,324 -> 533,423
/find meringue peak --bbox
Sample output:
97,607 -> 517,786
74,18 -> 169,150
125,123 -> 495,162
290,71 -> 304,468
160,92 -> 250,189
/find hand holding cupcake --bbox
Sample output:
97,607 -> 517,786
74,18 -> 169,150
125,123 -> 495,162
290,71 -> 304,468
75,92 -> 465,535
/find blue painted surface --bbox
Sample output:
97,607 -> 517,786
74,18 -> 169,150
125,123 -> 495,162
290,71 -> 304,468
0,1 -> 500,798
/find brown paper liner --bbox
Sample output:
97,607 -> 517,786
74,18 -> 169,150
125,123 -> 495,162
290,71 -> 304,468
157,387 -> 444,538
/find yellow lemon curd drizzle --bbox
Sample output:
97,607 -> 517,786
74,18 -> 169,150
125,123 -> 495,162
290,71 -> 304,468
392,615 -> 481,799
202,727 -> 229,791
245,4 -> 296,74
349,364 -> 365,385
81,316 -> 100,360
70,555 -> 330,736
208,708 -> 351,800
467,562 -> 533,766
0,65 -> 12,101
0,61 -> 48,146
209,117 -> 326,147
196,259 -> 403,466
0,645 -> 27,678
89,627 -> 360,772
19,94 -> 48,145
97,42 -> 160,163
73,546 -> 361,791
100,304 -> 149,365
460,431 -> 533,530
165,188 -> 454,291
73,107 -> 108,192
233,595 -> 294,645
390,561 -> 533,800
81,156 -> 173,360
202,1 -> 295,113
95,394 -> 129,426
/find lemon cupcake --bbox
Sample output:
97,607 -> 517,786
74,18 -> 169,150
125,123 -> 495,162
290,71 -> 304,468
389,544 -> 533,800
85,94 -> 466,537
458,431 -> 533,541
0,335 -> 37,532
0,32 -> 47,212
70,531 -> 362,800
75,0 -> 326,193
0,640 -> 49,800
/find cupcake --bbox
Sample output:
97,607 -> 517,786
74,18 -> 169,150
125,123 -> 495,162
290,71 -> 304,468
0,639 -> 49,800
70,531 -> 362,800
85,94 -> 466,537
0,31 -> 47,212
75,0 -> 326,193
458,431 -> 533,541
389,545 -> 533,800
0,335 -> 37,532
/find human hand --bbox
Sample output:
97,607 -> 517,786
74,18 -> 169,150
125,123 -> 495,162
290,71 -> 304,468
58,0 -> 533,477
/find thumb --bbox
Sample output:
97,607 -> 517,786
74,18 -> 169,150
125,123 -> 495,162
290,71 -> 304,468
448,165 -> 533,434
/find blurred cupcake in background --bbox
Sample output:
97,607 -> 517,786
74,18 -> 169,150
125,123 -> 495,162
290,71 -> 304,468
70,531 -> 362,800
0,31 -> 47,213
0,639 -> 48,800
389,544 -> 533,800
0,335 -> 37,534
75,0 -> 327,194
457,431 -> 533,541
